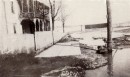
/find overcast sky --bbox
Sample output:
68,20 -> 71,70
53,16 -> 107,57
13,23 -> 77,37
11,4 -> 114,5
42,0 -> 130,26
63,0 -> 130,26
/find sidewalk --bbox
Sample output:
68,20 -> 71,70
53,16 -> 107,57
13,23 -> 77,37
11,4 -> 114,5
35,41 -> 81,57
35,31 -> 67,52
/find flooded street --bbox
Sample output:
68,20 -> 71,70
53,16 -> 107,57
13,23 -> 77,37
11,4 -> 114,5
113,48 -> 130,77
1,0 -> 130,76
1,29 -> 130,77
85,48 -> 130,77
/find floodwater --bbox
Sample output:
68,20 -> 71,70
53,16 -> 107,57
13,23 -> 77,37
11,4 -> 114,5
12,29 -> 130,77
14,46 -> 130,77
85,48 -> 130,77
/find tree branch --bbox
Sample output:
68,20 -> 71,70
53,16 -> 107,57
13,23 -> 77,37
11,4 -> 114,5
54,2 -> 61,18
49,0 -> 53,14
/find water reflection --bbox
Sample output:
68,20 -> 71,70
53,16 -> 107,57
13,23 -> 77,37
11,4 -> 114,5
85,48 -> 130,77
85,52 -> 113,77
107,53 -> 113,77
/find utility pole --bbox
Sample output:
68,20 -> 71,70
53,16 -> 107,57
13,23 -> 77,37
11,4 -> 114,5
106,0 -> 113,77
106,0 -> 112,53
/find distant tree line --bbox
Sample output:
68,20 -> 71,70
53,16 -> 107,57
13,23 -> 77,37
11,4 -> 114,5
85,23 -> 107,29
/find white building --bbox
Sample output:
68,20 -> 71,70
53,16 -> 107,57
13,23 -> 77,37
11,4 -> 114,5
0,0 -> 51,53
0,0 -> 22,35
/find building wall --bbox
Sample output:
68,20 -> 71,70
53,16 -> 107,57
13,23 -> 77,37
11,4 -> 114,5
0,0 -> 50,35
0,31 -> 66,54
17,0 -> 50,33
4,0 -> 23,34
0,0 -> 53,54
0,34 -> 34,54
0,0 -> 8,35
35,31 -> 66,50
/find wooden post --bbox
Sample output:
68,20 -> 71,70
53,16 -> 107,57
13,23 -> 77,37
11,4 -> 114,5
63,23 -> 65,33
81,25 -> 82,32
106,0 -> 112,53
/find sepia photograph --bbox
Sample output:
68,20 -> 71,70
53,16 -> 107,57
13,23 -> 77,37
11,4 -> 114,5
0,0 -> 130,77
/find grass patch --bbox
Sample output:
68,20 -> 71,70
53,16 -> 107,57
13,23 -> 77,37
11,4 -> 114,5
0,52 -> 39,77
0,52 -> 107,77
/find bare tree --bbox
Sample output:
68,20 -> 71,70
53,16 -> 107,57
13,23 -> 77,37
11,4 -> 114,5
48,0 -> 62,31
60,0 -> 69,33
61,8 -> 68,33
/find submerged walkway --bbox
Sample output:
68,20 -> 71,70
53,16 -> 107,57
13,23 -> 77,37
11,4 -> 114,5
36,41 -> 81,57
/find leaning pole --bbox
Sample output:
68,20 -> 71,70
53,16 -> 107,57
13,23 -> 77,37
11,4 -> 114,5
106,0 -> 112,53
